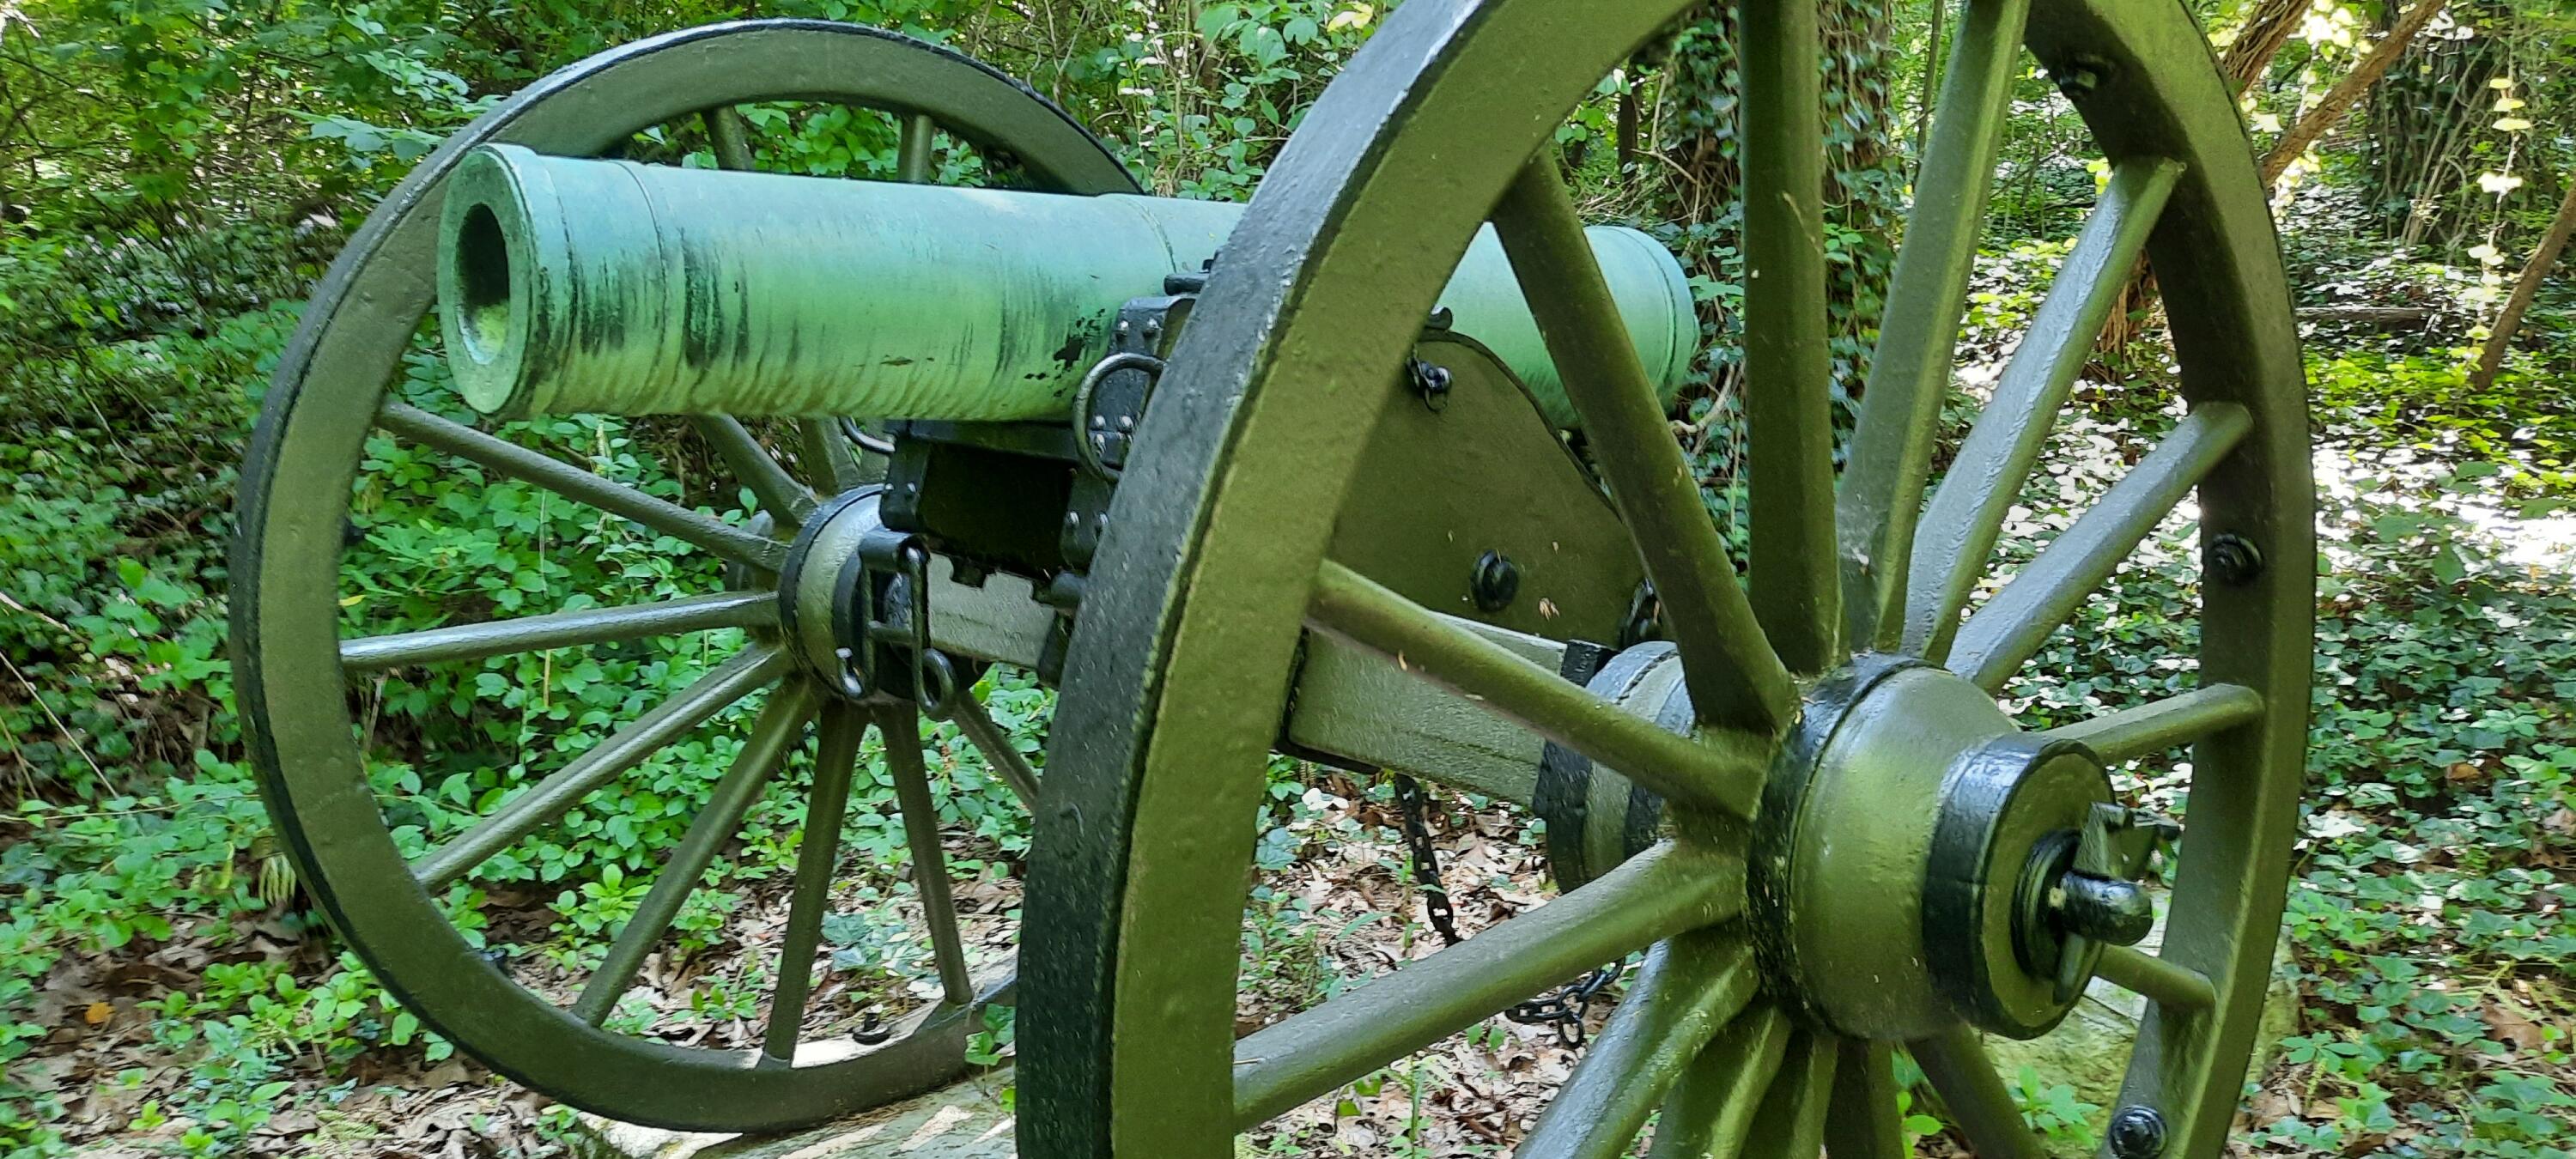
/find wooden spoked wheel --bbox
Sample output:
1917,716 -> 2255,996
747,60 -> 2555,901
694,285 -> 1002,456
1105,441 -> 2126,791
230,21 -> 1126,1132
1021,0 -> 2310,1156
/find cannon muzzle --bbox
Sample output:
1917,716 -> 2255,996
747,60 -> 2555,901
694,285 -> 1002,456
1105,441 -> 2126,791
439,143 -> 1695,427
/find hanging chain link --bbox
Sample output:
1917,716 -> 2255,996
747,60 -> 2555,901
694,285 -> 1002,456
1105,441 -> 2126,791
1391,773 -> 1624,1047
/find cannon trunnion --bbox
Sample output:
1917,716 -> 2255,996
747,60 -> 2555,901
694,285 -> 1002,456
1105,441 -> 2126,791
231,13 -> 2312,1156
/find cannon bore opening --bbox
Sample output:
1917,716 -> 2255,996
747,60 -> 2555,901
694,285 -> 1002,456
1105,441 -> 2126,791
452,203 -> 513,365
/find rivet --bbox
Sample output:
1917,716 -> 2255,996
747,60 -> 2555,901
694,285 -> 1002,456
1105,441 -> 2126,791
1117,415 -> 1134,432
1065,512 -> 1080,527
1091,415 -> 1106,429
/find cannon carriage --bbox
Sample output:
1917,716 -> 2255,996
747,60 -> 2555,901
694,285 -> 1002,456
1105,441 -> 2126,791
230,3 -> 2311,1155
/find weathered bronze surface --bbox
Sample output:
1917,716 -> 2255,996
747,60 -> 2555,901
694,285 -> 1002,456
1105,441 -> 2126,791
438,144 -> 1696,424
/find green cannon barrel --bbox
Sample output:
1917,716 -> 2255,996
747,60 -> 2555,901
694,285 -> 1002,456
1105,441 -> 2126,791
439,143 -> 1696,428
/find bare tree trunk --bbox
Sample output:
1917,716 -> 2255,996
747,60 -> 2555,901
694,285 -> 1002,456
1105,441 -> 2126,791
2260,0 -> 2450,187
2095,0 -> 2307,356
2221,0 -> 2311,94
2470,173 -> 2576,390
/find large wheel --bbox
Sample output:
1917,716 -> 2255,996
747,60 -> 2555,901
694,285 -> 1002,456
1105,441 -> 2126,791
1022,0 -> 2310,1156
230,21 -> 1127,1132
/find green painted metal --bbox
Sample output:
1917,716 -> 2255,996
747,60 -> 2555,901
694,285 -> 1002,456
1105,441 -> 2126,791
231,3 -> 2312,1152
1644,1004 -> 1789,1158
1904,156 -> 2184,660
411,646 -> 793,889
1326,335 -> 1645,643
1739,0 -> 1842,675
1305,560 -> 1766,818
1741,1030 -> 1838,1159
1491,155 -> 1795,734
338,588 -> 777,672
1834,0 -> 2036,652
945,689 -> 1042,809
1016,0 -> 2311,1150
439,144 -> 1696,426
764,702 -> 866,1061
2039,683 -> 2265,764
379,401 -> 788,570
1911,1025 -> 2046,1157
1516,933 -> 1757,1158
880,705 -> 978,1006
1226,841 -> 1741,1126
1949,402 -> 2254,690
574,678 -> 819,1025
1821,1040 -> 1906,1159
2096,944 -> 2219,1011
1754,661 -> 2026,1041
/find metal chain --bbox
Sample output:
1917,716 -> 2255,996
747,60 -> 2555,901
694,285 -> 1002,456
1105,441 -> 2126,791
1392,774 -> 1462,944
1391,773 -> 1623,1047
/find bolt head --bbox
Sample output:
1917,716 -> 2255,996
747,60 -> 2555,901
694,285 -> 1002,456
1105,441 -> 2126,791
2208,533 -> 2263,585
1470,549 -> 1521,612
2107,1106 -> 2168,1159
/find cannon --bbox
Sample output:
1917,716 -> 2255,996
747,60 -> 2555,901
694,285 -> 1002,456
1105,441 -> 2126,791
232,7 -> 2311,1158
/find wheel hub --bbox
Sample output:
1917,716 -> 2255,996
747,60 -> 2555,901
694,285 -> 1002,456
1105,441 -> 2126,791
1734,656 -> 2142,1041
774,487 -> 957,706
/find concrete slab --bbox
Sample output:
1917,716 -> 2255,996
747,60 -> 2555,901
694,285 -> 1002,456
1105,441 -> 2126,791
571,1071 -> 1015,1159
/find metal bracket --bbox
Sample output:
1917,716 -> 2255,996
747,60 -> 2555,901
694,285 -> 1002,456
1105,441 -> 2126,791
826,526 -> 960,714
1060,279 -> 1200,571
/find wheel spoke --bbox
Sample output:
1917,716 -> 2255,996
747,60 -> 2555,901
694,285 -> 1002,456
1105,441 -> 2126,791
1307,561 -> 1766,818
341,591 -> 776,672
704,105 -> 756,170
1948,403 -> 2253,691
795,418 -> 869,494
1492,155 -> 1795,733
412,646 -> 793,889
1231,841 -> 1742,1126
1823,1039 -> 1906,1159
2038,683 -> 2264,764
380,402 -> 787,572
896,112 -> 937,184
1904,158 -> 2186,661
762,701 -> 866,1062
574,678 -> 819,1025
1643,1004 -> 1791,1158
694,415 -> 819,525
881,705 -> 977,1007
1911,1024 -> 2045,1159
1741,0 -> 1841,674
1834,0 -> 2036,652
946,686 -> 1042,810
2097,944 -> 2218,1012
1741,1029 -> 1838,1159
1520,933 -> 1759,1159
